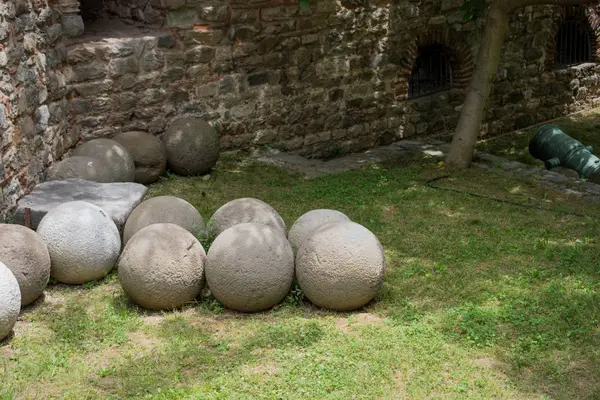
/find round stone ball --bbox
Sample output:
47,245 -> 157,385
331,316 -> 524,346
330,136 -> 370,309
209,198 -> 287,238
46,156 -> 112,183
296,221 -> 386,311
288,209 -> 350,253
163,117 -> 220,176
123,196 -> 206,245
113,131 -> 167,184
0,261 -> 21,341
0,224 -> 51,306
36,201 -> 121,284
206,223 -> 294,312
118,223 -> 206,310
72,138 -> 135,182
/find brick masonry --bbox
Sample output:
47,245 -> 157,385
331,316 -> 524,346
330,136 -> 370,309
2,0 -> 600,217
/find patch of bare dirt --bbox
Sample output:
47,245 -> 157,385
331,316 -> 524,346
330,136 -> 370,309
128,331 -> 161,352
335,312 -> 385,333
244,363 -> 279,378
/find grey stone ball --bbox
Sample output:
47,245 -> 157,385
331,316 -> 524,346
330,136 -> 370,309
0,224 -> 51,306
46,156 -> 113,183
113,131 -> 167,184
209,198 -> 286,238
36,201 -> 121,284
206,223 -> 294,312
72,138 -> 135,182
163,117 -> 220,176
288,209 -> 350,253
123,196 -> 206,245
118,223 -> 206,310
0,261 -> 21,341
296,221 -> 386,311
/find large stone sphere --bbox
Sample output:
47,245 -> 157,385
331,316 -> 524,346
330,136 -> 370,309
113,131 -> 167,184
118,223 -> 206,310
0,224 -> 51,306
163,117 -> 220,176
0,261 -> 21,341
123,196 -> 206,245
36,201 -> 121,284
46,156 -> 112,183
288,209 -> 350,253
72,138 -> 135,182
296,221 -> 386,311
209,198 -> 286,238
206,223 -> 294,312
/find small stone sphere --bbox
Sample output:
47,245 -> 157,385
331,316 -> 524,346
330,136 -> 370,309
123,196 -> 206,245
113,131 -> 167,184
118,223 -> 206,310
209,198 -> 286,238
36,201 -> 121,284
72,138 -> 135,182
0,261 -> 21,341
206,223 -> 294,312
288,209 -> 350,253
46,156 -> 113,183
163,117 -> 220,176
0,224 -> 51,306
296,221 -> 386,311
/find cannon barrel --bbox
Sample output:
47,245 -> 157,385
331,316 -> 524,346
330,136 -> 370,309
529,124 -> 600,183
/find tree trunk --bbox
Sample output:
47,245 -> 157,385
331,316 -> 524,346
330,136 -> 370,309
445,0 -> 597,169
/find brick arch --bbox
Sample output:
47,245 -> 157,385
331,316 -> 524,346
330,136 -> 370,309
545,5 -> 600,70
393,30 -> 474,100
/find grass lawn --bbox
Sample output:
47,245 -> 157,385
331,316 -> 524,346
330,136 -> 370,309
477,107 -> 600,166
2,144 -> 600,399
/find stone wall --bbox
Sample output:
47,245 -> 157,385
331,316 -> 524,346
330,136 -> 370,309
0,0 -> 69,219
2,0 -> 600,218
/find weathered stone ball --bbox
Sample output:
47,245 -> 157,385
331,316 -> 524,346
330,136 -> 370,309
209,198 -> 286,238
46,156 -> 112,183
113,131 -> 167,184
0,261 -> 21,341
72,138 -> 135,182
296,221 -> 386,311
118,223 -> 206,310
36,201 -> 121,284
163,117 -> 220,176
206,223 -> 294,312
288,209 -> 350,253
0,224 -> 51,306
123,196 -> 206,245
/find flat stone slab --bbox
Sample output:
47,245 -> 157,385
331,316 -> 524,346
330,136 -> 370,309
14,179 -> 147,231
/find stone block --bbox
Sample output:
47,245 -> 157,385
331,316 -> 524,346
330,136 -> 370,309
15,180 -> 147,231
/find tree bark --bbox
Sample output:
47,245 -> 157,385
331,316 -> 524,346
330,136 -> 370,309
445,0 -> 597,169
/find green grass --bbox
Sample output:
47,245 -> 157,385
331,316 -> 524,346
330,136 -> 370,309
2,145 -> 600,399
477,107 -> 600,166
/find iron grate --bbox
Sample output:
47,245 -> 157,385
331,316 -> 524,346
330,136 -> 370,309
408,45 -> 453,99
555,20 -> 593,68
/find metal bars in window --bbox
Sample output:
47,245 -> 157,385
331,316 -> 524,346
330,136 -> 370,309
555,20 -> 593,67
408,45 -> 453,99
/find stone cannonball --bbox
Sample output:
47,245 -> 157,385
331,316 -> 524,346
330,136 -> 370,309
113,131 -> 167,184
206,223 -> 294,313
288,209 -> 350,253
123,196 -> 206,245
0,224 -> 51,306
72,138 -> 135,182
0,261 -> 21,341
36,201 -> 121,284
46,156 -> 113,183
118,223 -> 206,310
208,198 -> 287,238
296,221 -> 386,311
163,117 -> 220,176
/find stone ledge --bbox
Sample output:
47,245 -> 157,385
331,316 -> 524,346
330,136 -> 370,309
14,179 -> 147,231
